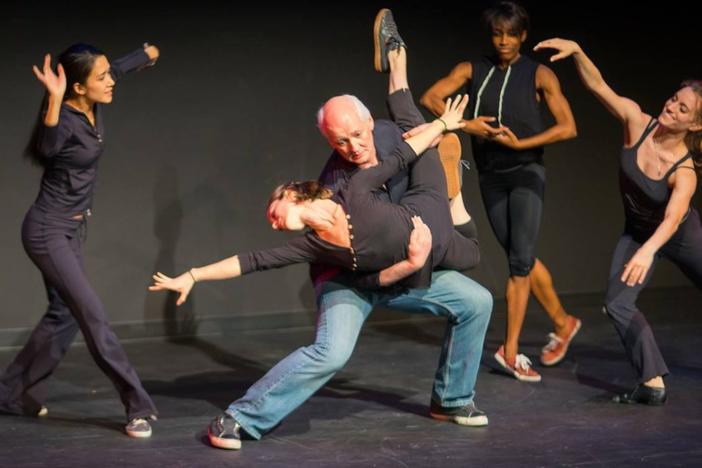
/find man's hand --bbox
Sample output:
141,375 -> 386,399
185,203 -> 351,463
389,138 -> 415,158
407,216 -> 432,270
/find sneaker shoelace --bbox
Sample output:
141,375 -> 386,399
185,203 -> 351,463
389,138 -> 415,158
542,333 -> 563,353
514,353 -> 534,372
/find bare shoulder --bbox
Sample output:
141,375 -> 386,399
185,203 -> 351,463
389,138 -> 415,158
450,61 -> 472,80
535,64 -> 560,88
670,163 -> 698,195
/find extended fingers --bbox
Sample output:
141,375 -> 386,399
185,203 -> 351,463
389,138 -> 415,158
42,54 -> 51,73
32,65 -> 43,81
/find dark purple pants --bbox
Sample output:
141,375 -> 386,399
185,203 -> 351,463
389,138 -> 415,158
0,207 -> 156,421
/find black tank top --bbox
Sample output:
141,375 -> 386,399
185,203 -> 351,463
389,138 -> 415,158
467,55 -> 544,172
620,118 -> 692,241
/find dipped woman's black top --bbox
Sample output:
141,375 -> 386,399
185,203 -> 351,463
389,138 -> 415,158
238,141 -> 454,288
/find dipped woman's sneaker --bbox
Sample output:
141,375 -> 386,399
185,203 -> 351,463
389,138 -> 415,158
373,8 -> 406,73
613,384 -> 667,406
438,132 -> 463,199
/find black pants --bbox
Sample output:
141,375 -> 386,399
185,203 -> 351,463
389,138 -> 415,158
604,208 -> 702,382
0,207 -> 157,420
479,163 -> 545,276
388,89 -> 480,271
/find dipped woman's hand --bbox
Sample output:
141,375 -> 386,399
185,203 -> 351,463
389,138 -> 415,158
32,54 -> 66,98
149,271 -> 194,306
403,123 -> 443,148
621,248 -> 655,287
439,94 -> 470,131
533,38 -> 581,63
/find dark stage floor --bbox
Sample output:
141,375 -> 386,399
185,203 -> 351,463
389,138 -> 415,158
1,288 -> 701,467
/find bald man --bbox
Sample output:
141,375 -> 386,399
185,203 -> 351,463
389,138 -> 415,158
207,9 -> 492,451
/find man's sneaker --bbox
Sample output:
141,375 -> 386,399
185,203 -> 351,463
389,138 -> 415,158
429,400 -> 488,426
36,406 -> 48,417
208,412 -> 242,450
438,132 -> 462,199
494,345 -> 542,382
541,315 -> 582,366
373,8 -> 406,73
125,417 -> 152,438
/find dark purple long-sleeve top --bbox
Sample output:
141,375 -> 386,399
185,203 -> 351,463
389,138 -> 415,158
31,48 -> 152,216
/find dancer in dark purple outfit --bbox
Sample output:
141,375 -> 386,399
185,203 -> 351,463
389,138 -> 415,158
0,43 -> 160,436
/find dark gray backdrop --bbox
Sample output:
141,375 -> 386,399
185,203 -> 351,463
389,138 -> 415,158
1,1 -> 700,343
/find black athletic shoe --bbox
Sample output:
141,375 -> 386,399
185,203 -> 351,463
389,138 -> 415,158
613,384 -> 667,406
429,400 -> 489,426
373,8 -> 406,73
208,412 -> 242,450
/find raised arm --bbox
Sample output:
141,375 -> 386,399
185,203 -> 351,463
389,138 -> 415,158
492,65 -> 577,150
405,94 -> 468,154
32,54 -> 66,127
420,62 -> 504,138
109,43 -> 160,81
620,166 -> 697,286
31,54 -> 74,158
534,38 -> 645,137
351,95 -> 468,192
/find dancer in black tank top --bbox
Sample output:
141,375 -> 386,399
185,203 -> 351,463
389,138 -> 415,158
536,37 -> 702,405
421,1 -> 580,382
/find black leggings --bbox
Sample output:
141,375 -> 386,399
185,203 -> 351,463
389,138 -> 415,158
604,208 -> 702,382
387,89 -> 480,272
0,207 -> 157,420
479,162 -> 545,277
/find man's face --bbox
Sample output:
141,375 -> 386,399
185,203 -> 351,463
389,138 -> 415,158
322,98 -> 378,168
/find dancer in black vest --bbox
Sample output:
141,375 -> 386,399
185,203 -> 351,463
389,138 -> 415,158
0,43 -> 160,436
536,37 -> 702,405
422,1 -> 580,381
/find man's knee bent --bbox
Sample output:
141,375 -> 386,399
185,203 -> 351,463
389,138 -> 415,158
302,342 -> 355,374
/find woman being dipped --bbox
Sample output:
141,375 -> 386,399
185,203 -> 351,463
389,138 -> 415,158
535,38 -> 702,405
150,95 -> 480,303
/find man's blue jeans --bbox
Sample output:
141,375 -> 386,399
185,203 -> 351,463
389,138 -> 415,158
227,270 -> 492,439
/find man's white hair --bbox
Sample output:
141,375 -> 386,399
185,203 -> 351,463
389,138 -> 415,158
316,94 -> 372,138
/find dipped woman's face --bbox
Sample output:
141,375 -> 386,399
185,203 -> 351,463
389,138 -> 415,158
489,20 -> 527,64
658,86 -> 702,133
75,55 -> 115,104
267,194 -> 306,231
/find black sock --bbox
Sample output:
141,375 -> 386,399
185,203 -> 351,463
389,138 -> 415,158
455,219 -> 478,240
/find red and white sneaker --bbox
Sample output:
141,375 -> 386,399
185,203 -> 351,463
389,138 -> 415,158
540,316 -> 582,366
494,345 -> 542,382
